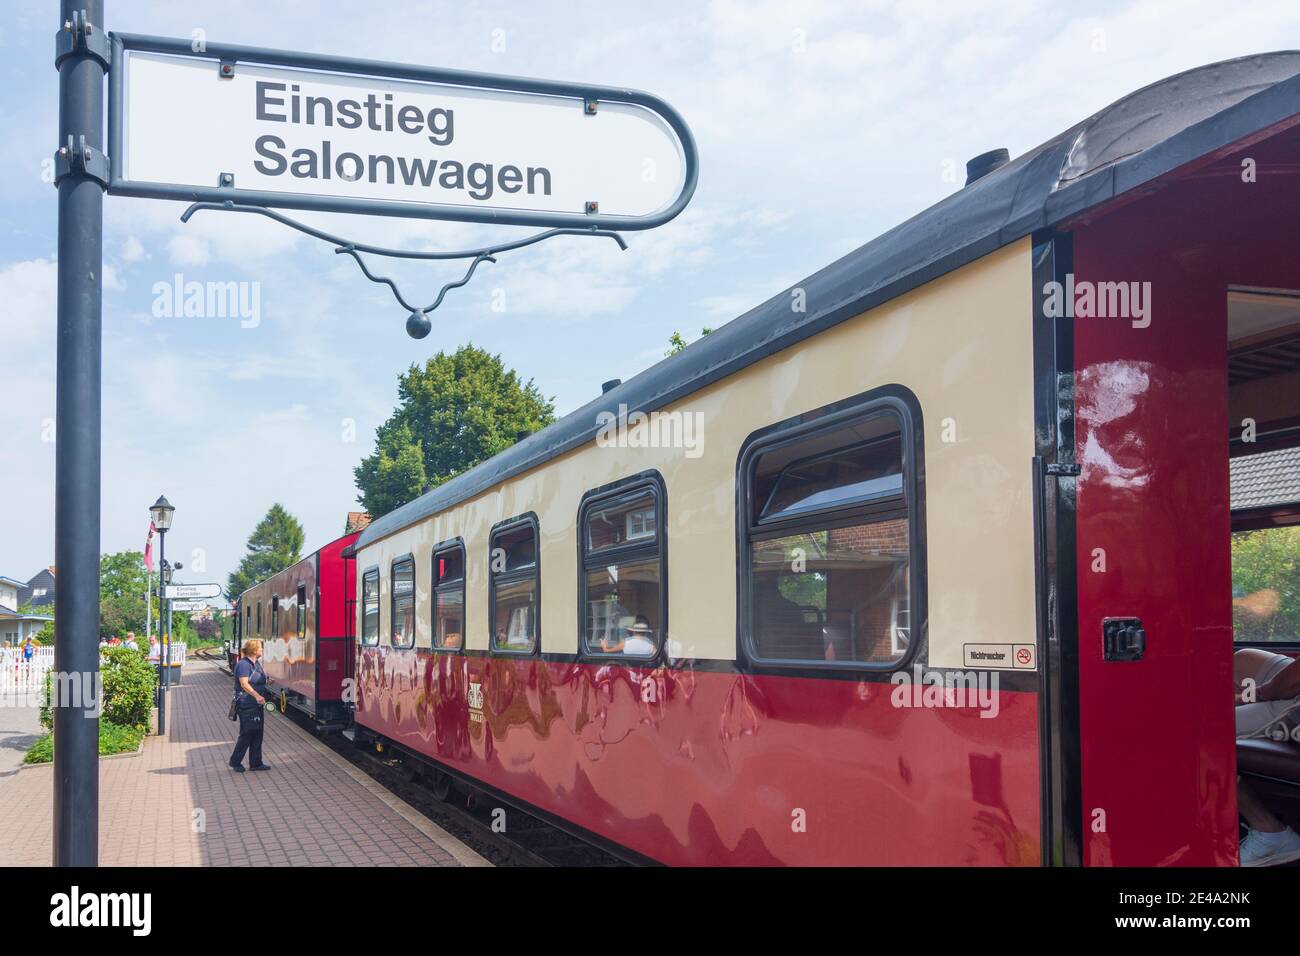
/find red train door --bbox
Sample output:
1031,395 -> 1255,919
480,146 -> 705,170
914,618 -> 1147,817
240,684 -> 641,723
1066,119 -> 1300,866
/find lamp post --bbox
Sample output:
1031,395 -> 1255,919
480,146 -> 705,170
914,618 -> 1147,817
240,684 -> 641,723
150,496 -> 173,734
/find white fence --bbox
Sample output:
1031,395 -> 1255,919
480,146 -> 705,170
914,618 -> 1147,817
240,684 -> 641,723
0,643 -> 188,707
0,647 -> 54,706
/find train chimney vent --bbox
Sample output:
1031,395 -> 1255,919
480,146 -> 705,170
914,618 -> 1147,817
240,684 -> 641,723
601,378 -> 622,394
965,148 -> 1010,185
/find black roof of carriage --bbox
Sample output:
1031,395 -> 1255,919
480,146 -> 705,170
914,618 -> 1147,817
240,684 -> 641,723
354,52 -> 1300,552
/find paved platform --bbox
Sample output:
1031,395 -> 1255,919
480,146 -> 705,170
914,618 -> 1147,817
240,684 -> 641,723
0,661 -> 488,867
0,701 -> 43,777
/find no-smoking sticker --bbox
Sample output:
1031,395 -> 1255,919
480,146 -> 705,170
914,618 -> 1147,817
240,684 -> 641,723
961,643 -> 1037,670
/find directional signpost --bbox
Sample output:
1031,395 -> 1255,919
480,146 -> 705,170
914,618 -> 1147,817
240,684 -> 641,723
54,3 -> 696,867
111,37 -> 694,228
163,583 -> 222,600
169,600 -> 210,613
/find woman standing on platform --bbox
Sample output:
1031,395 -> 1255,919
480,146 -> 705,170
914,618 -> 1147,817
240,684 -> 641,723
229,639 -> 271,773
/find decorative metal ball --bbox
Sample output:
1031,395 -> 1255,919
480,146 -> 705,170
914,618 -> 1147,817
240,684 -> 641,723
406,309 -> 432,339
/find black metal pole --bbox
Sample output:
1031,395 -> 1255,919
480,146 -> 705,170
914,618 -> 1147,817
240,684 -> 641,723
53,0 -> 105,868
157,535 -> 167,735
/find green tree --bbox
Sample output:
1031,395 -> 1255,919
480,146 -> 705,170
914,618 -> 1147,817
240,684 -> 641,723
18,601 -> 55,645
98,550 -> 153,639
1232,527 -> 1300,641
226,504 -> 305,599
667,327 -> 714,356
353,421 -> 426,518
354,344 -> 556,517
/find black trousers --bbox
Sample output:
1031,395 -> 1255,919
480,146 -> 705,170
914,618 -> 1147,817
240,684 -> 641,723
230,710 -> 264,768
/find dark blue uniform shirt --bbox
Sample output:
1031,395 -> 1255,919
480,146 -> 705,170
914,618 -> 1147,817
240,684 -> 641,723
233,658 -> 267,715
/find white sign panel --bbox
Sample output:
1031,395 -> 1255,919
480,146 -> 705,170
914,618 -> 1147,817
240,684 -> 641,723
164,583 -> 222,599
118,50 -> 689,223
170,600 -> 210,612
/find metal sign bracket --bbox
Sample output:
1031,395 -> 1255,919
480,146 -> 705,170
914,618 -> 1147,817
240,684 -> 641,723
53,134 -> 109,188
179,200 -> 628,338
55,9 -> 111,70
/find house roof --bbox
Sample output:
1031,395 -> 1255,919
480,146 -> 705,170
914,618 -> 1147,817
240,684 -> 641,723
0,576 -> 26,589
345,511 -> 372,532
354,52 -> 1300,553
0,604 -> 52,622
1231,446 -> 1300,511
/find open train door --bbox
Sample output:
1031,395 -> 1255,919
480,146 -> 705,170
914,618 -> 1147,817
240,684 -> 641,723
1049,65 -> 1300,866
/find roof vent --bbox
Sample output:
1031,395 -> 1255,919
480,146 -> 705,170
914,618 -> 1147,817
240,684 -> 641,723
965,148 -> 1010,185
601,378 -> 622,394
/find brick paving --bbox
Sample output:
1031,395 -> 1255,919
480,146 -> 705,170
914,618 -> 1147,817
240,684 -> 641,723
0,661 -> 487,867
0,702 -> 43,776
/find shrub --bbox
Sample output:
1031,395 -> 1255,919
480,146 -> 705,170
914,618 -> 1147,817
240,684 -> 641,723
23,721 -> 145,764
24,735 -> 52,764
39,668 -> 53,733
99,645 -> 157,730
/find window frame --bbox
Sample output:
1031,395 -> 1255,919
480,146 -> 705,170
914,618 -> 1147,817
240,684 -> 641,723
736,386 -> 926,674
577,472 -> 668,663
431,537 -> 466,654
360,565 -> 381,647
296,584 -> 307,638
389,554 -> 417,649
488,512 -> 541,657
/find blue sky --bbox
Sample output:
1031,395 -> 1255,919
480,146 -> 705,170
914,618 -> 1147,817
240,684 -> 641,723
2,0 -> 1297,594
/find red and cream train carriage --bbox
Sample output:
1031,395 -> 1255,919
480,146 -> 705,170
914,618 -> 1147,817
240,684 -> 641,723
335,54 -> 1300,865
235,531 -> 359,725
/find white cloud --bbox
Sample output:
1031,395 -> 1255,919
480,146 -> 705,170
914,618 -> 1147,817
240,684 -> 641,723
121,236 -> 148,263
0,257 -> 56,347
167,234 -> 211,267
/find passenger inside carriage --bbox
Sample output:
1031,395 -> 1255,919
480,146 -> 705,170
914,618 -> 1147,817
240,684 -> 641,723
1233,643 -> 1300,865
746,408 -> 912,666
1225,291 -> 1300,866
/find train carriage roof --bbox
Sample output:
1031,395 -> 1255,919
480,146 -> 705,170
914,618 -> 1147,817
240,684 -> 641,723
354,52 -> 1300,552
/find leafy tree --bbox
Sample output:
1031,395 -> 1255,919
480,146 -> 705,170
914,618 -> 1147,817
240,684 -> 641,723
667,327 -> 714,356
98,550 -> 155,639
226,504 -> 305,599
354,344 -> 556,517
353,421 -> 426,518
1232,527 -> 1300,641
18,601 -> 55,646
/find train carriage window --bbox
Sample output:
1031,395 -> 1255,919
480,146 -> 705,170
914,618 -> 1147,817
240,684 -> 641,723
271,597 -> 279,641
489,516 -> 539,654
579,475 -> 666,659
391,556 -> 416,649
361,567 -> 380,646
740,392 -> 923,669
297,584 -> 307,638
433,542 -> 465,651
245,605 -> 251,641
256,601 -> 263,637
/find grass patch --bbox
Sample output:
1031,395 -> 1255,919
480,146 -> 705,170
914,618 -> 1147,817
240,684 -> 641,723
23,721 -> 146,765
